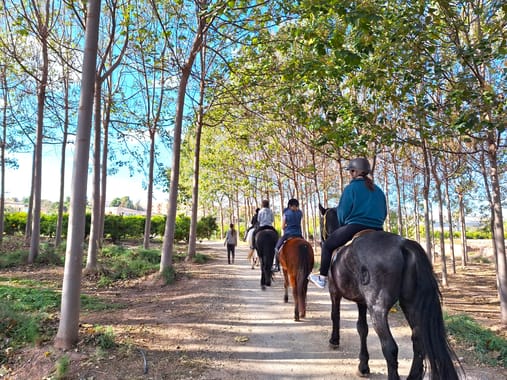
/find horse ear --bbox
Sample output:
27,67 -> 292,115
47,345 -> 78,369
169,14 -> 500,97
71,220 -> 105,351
318,203 -> 326,215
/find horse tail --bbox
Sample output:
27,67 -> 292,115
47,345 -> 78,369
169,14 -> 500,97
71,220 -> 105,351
401,239 -> 462,380
296,241 -> 312,315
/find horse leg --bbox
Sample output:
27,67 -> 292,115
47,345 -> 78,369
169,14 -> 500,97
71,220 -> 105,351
406,326 -> 424,380
369,309 -> 400,380
400,304 -> 425,380
300,278 -> 308,319
329,294 -> 341,347
283,271 -> 289,303
259,257 -> 266,290
265,262 -> 272,287
356,303 -> 370,377
247,249 -> 253,267
291,275 -> 300,321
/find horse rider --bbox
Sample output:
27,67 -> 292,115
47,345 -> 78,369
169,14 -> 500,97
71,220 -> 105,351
272,198 -> 303,272
308,157 -> 387,288
251,199 -> 276,246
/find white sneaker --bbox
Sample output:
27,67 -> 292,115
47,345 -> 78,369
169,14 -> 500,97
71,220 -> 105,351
308,273 -> 327,288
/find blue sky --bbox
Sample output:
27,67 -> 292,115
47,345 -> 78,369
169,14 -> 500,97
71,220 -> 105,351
5,150 -> 167,206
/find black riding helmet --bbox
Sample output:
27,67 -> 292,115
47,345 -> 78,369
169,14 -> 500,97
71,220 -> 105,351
346,158 -> 370,174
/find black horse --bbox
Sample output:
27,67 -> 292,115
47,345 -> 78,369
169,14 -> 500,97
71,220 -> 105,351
319,204 -> 461,380
254,227 -> 278,290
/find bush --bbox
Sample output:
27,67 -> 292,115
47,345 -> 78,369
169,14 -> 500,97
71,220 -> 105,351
197,216 -> 218,240
4,212 -> 27,235
2,211 -> 219,244
174,214 -> 190,242
150,215 -> 166,237
446,314 -> 507,367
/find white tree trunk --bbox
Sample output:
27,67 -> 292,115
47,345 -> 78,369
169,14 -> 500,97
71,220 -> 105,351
54,0 -> 102,349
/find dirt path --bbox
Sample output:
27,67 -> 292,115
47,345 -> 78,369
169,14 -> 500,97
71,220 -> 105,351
163,242 -> 505,380
199,242 -> 417,379
6,241 -> 507,379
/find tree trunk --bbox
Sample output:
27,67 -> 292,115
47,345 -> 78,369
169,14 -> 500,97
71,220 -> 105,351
143,132 -> 155,249
54,0 -> 101,349
430,156 -> 448,286
0,67 -> 7,242
458,191 -> 468,267
86,81 -> 102,272
444,175 -> 456,274
391,153 -> 403,235
99,89 -> 112,244
161,9 -> 206,272
55,70 -> 69,248
28,12 -> 49,264
486,134 -> 507,325
421,141 -> 432,261
187,44 -> 207,260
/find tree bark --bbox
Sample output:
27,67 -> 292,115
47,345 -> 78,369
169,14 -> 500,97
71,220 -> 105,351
486,134 -> 507,324
54,0 -> 101,349
161,5 -> 206,271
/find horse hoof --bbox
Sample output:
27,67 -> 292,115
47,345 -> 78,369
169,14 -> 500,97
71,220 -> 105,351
355,369 -> 370,378
294,316 -> 300,322
328,341 -> 339,350
261,285 -> 266,290
284,296 -> 288,303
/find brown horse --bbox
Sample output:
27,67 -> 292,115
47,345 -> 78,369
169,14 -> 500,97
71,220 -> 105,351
279,237 -> 314,321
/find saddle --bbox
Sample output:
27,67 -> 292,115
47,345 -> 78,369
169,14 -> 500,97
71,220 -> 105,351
331,230 -> 376,264
350,228 -> 376,241
279,236 -> 301,250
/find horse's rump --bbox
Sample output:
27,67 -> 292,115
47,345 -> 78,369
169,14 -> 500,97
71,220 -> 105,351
255,228 -> 278,289
280,237 -> 314,277
279,237 -> 314,320
246,228 -> 255,248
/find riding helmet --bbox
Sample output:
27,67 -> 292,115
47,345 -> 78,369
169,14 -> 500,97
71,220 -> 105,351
347,158 -> 371,174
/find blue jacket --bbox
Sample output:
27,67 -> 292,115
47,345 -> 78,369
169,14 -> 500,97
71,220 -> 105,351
337,178 -> 387,229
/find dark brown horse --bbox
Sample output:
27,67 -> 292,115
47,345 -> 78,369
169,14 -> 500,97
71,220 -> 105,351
279,237 -> 314,321
255,228 -> 278,290
319,204 -> 461,380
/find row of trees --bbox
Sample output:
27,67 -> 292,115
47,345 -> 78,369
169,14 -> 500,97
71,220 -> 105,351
0,0 -> 506,345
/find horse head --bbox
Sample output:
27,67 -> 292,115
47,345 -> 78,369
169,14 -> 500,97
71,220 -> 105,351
318,203 -> 339,242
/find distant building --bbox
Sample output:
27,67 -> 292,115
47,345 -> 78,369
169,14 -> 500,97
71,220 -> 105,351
5,200 -> 27,213
105,201 -> 168,217
105,206 -> 145,216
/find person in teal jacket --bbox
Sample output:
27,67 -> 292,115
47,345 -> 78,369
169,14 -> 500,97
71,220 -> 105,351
309,158 -> 387,288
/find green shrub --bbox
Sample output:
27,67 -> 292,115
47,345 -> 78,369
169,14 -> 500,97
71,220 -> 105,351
161,266 -> 176,285
193,253 -> 209,264
197,216 -> 218,240
54,354 -> 70,380
174,214 -> 190,242
446,314 -> 507,367
150,215 -> 166,237
3,211 -> 219,244
136,249 -> 161,264
0,249 -> 28,269
4,212 -> 27,235
95,326 -> 116,350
